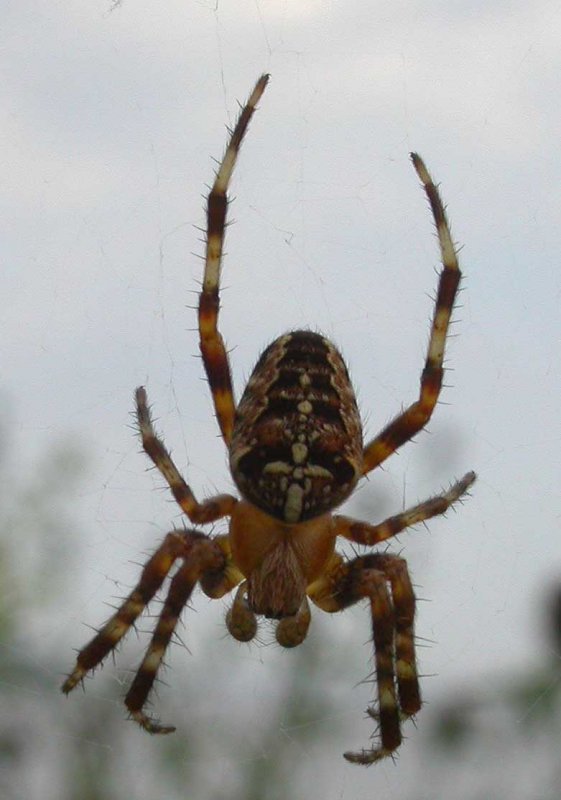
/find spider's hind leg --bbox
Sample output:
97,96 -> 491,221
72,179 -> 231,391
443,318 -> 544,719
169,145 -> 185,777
362,154 -> 463,475
198,75 -> 269,444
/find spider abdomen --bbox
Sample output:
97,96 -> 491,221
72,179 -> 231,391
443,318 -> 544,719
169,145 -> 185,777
230,330 -> 363,523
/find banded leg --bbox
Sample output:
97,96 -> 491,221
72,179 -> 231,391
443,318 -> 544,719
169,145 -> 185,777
363,153 -> 462,475
62,530 -> 223,694
374,555 -> 420,716
334,471 -> 475,546
198,74 -> 270,444
136,387 -> 237,523
125,535 -> 227,733
309,553 -> 419,765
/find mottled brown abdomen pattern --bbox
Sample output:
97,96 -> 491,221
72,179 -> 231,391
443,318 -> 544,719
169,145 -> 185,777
229,330 -> 363,523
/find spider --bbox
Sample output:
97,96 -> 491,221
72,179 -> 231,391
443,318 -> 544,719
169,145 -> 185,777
62,74 -> 475,765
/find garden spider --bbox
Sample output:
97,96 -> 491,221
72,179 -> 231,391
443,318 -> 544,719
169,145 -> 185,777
62,74 -> 475,765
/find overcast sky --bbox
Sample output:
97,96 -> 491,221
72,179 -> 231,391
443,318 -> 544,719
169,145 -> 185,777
3,1 -> 561,797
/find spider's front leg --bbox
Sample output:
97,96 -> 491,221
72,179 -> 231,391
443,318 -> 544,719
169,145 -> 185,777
308,474 -> 475,763
62,530 -> 240,734
310,553 -> 418,765
125,533 -> 237,734
62,530 -> 222,694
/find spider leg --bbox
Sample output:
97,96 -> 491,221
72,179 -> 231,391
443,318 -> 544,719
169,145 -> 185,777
62,530 -> 222,693
125,535 -> 227,733
136,387 -> 237,523
362,154 -> 462,475
373,554 -> 419,715
309,554 -> 418,764
199,74 -> 270,444
334,471 -> 475,546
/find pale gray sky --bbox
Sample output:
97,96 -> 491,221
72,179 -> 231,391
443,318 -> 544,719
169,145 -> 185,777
3,1 -> 561,797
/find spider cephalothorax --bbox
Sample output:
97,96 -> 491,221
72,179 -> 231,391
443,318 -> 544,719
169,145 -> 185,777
63,75 -> 475,764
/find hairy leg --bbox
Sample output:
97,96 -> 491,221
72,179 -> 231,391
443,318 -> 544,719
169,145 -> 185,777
334,471 -> 475,546
309,553 -> 420,764
124,534 -> 229,733
62,530 -> 223,694
363,154 -> 463,474
198,75 -> 270,443
136,387 -> 238,523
